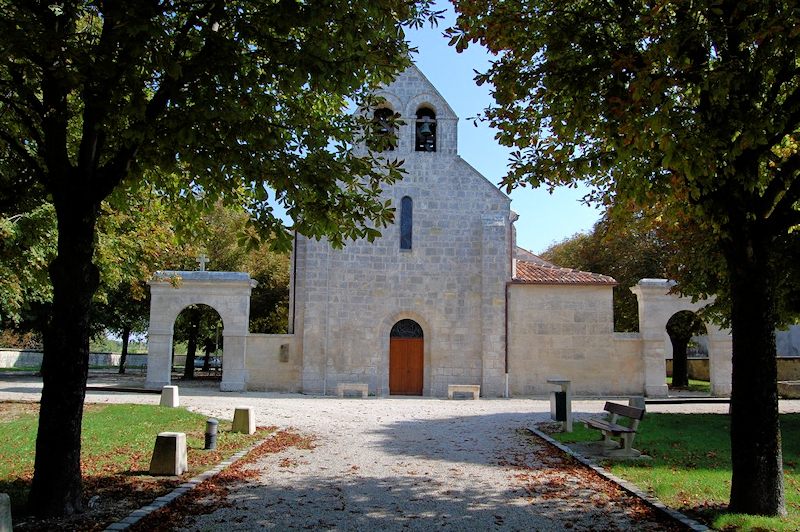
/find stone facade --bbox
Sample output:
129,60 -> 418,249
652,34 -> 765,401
291,66 -> 512,397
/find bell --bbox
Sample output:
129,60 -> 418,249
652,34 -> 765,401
418,121 -> 433,138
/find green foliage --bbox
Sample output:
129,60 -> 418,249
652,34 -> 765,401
450,0 -> 800,289
551,414 -> 800,531
451,1 -> 800,221
0,205 -> 56,326
1,0 -> 443,250
187,200 -> 292,334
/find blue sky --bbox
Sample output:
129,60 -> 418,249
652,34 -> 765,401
405,8 -> 602,254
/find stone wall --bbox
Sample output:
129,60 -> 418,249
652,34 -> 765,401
0,349 -> 148,368
245,334 -> 301,392
507,284 -> 645,396
778,357 -> 800,381
665,358 -> 711,381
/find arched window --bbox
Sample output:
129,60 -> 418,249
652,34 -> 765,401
390,319 -> 424,338
400,196 -> 412,250
373,107 -> 395,151
415,107 -> 436,152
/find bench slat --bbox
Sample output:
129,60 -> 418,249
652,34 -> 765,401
603,401 -> 645,420
585,419 -> 636,434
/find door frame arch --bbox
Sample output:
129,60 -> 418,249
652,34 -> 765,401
379,311 -> 432,396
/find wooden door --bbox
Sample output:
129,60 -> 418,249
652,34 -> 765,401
390,337 -> 424,395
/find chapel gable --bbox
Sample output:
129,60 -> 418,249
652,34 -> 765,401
371,65 -> 458,155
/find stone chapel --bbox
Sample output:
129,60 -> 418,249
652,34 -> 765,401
146,66 -> 734,398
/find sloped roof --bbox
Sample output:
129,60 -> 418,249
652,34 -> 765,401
513,249 -> 617,286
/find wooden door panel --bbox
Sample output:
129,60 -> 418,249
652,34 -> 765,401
390,338 -> 423,395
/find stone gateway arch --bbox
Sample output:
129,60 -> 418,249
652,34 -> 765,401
146,271 -> 257,392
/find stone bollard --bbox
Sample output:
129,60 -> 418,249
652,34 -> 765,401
232,406 -> 255,435
204,419 -> 219,450
149,432 -> 188,476
160,385 -> 179,407
0,493 -> 11,532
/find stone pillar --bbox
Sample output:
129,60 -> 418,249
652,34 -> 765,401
480,214 -> 508,397
160,385 -> 180,407
630,279 -> 675,397
708,327 -> 733,396
0,493 -> 11,532
149,432 -> 188,476
146,285 -> 174,391
146,332 -> 173,390
232,406 -> 256,434
299,241 -> 329,395
221,333 -> 248,392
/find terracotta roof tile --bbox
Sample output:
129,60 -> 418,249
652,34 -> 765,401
514,259 -> 617,286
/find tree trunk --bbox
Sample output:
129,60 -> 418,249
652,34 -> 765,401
202,337 -> 214,371
667,311 -> 699,389
28,201 -> 99,517
118,325 -> 131,374
183,309 -> 199,380
725,229 -> 786,516
670,335 -> 690,388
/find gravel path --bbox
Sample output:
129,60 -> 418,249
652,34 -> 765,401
4,371 -> 799,531
179,397 -> 676,532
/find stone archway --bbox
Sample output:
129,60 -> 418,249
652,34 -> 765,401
146,271 -> 257,391
630,279 -> 732,397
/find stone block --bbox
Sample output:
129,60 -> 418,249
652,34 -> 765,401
0,493 -> 10,532
149,432 -> 188,476
447,384 -> 480,400
160,385 -> 179,407
232,406 -> 256,434
337,382 -> 369,398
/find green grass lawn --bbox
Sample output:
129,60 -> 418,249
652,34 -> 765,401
665,377 -> 711,394
550,413 -> 800,531
0,402 -> 273,524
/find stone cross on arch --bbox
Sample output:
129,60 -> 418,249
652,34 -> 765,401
196,253 -> 210,271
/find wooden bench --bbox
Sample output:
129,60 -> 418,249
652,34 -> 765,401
337,382 -> 369,398
581,402 -> 645,457
447,384 -> 480,400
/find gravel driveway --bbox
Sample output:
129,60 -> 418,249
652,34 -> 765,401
177,395 -> 684,532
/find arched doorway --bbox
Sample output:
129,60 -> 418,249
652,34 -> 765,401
172,304 -> 223,381
666,310 -> 708,393
389,319 -> 424,395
